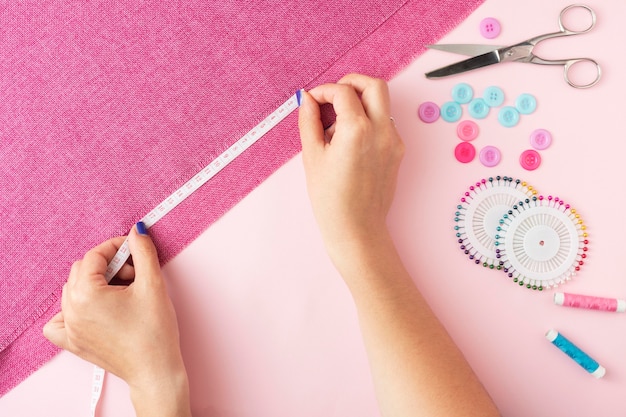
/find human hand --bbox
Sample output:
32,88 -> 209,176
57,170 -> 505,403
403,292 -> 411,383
43,223 -> 190,416
298,74 -> 404,257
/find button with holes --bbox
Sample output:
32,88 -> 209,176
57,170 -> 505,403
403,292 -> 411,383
530,129 -> 552,150
498,106 -> 520,127
516,93 -> 537,114
520,149 -> 541,170
483,86 -> 505,107
457,120 -> 479,141
455,141 -> 476,163
468,98 -> 490,119
452,83 -> 474,104
441,101 -> 463,122
479,17 -> 501,39
418,102 -> 440,123
479,145 -> 501,167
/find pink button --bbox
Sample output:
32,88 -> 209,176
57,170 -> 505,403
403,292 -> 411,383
418,102 -> 440,123
530,129 -> 552,150
456,120 -> 479,141
520,149 -> 541,170
479,17 -> 501,39
455,141 -> 476,163
479,146 -> 501,167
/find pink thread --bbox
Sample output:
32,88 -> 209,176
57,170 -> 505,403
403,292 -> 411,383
557,293 -> 621,312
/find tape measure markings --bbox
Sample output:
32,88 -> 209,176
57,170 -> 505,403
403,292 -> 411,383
89,366 -> 105,417
104,90 -> 302,282
93,90 -> 302,415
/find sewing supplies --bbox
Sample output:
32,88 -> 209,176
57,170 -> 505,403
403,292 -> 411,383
468,97 -> 490,119
497,106 -> 520,128
89,90 -> 303,415
104,90 -> 303,282
478,145 -> 501,167
425,4 -> 601,88
479,17 -> 501,39
418,82 -> 549,169
454,141 -> 476,163
440,101 -> 463,122
554,293 -> 626,313
516,94 -> 537,115
546,329 -> 606,378
89,367 -> 105,417
495,195 -> 588,290
418,101 -> 440,123
454,177 -> 589,290
435,7 -> 603,376
454,176 -> 537,270
483,86 -> 504,107
519,149 -> 542,170
451,82 -> 473,103
529,128 -> 552,150
457,120 -> 479,141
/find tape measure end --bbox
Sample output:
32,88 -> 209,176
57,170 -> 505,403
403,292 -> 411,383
296,89 -> 304,107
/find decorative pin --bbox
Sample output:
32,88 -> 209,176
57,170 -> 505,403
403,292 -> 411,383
494,195 -> 588,290
454,176 -> 537,270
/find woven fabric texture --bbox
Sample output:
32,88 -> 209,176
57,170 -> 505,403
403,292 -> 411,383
0,0 -> 484,396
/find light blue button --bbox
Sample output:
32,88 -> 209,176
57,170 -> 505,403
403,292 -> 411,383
498,106 -> 520,127
451,83 -> 474,104
440,101 -> 462,122
483,86 -> 505,107
516,93 -> 537,114
468,98 -> 490,119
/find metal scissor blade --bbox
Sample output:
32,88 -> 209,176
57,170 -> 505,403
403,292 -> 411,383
427,44 -> 503,56
425,50 -> 501,79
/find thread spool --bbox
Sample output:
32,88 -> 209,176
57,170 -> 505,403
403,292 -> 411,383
554,292 -> 626,312
546,329 -> 605,378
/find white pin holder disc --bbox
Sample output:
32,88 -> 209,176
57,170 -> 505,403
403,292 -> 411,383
454,176 -> 538,270
494,195 -> 588,291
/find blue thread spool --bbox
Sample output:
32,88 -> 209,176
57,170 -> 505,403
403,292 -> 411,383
546,329 -> 605,378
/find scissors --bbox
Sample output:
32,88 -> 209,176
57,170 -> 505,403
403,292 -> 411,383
425,4 -> 601,89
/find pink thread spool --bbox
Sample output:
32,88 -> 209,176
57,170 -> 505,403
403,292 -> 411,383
554,292 -> 626,313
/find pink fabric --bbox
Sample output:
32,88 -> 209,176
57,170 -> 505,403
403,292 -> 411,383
0,0 -> 484,396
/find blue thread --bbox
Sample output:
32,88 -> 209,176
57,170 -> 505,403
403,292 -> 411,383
546,329 -> 605,377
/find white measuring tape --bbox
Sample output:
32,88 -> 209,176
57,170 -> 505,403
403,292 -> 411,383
89,366 -> 105,417
104,90 -> 302,282
91,90 -> 302,415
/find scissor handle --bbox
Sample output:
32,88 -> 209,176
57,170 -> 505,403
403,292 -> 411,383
558,4 -> 596,34
563,58 -> 601,88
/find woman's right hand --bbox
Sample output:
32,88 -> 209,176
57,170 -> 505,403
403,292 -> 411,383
297,74 -> 404,258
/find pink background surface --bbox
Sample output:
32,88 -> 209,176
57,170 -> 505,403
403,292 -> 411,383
2,1 -> 625,416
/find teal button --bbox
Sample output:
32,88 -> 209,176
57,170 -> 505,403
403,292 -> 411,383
516,93 -> 537,114
440,101 -> 462,122
483,86 -> 505,107
498,106 -> 520,127
468,98 -> 490,119
451,83 -> 474,104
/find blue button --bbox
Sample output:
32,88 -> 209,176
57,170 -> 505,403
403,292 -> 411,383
516,93 -> 537,114
483,86 -> 505,107
451,83 -> 474,104
440,101 -> 462,122
468,98 -> 490,119
498,106 -> 520,127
